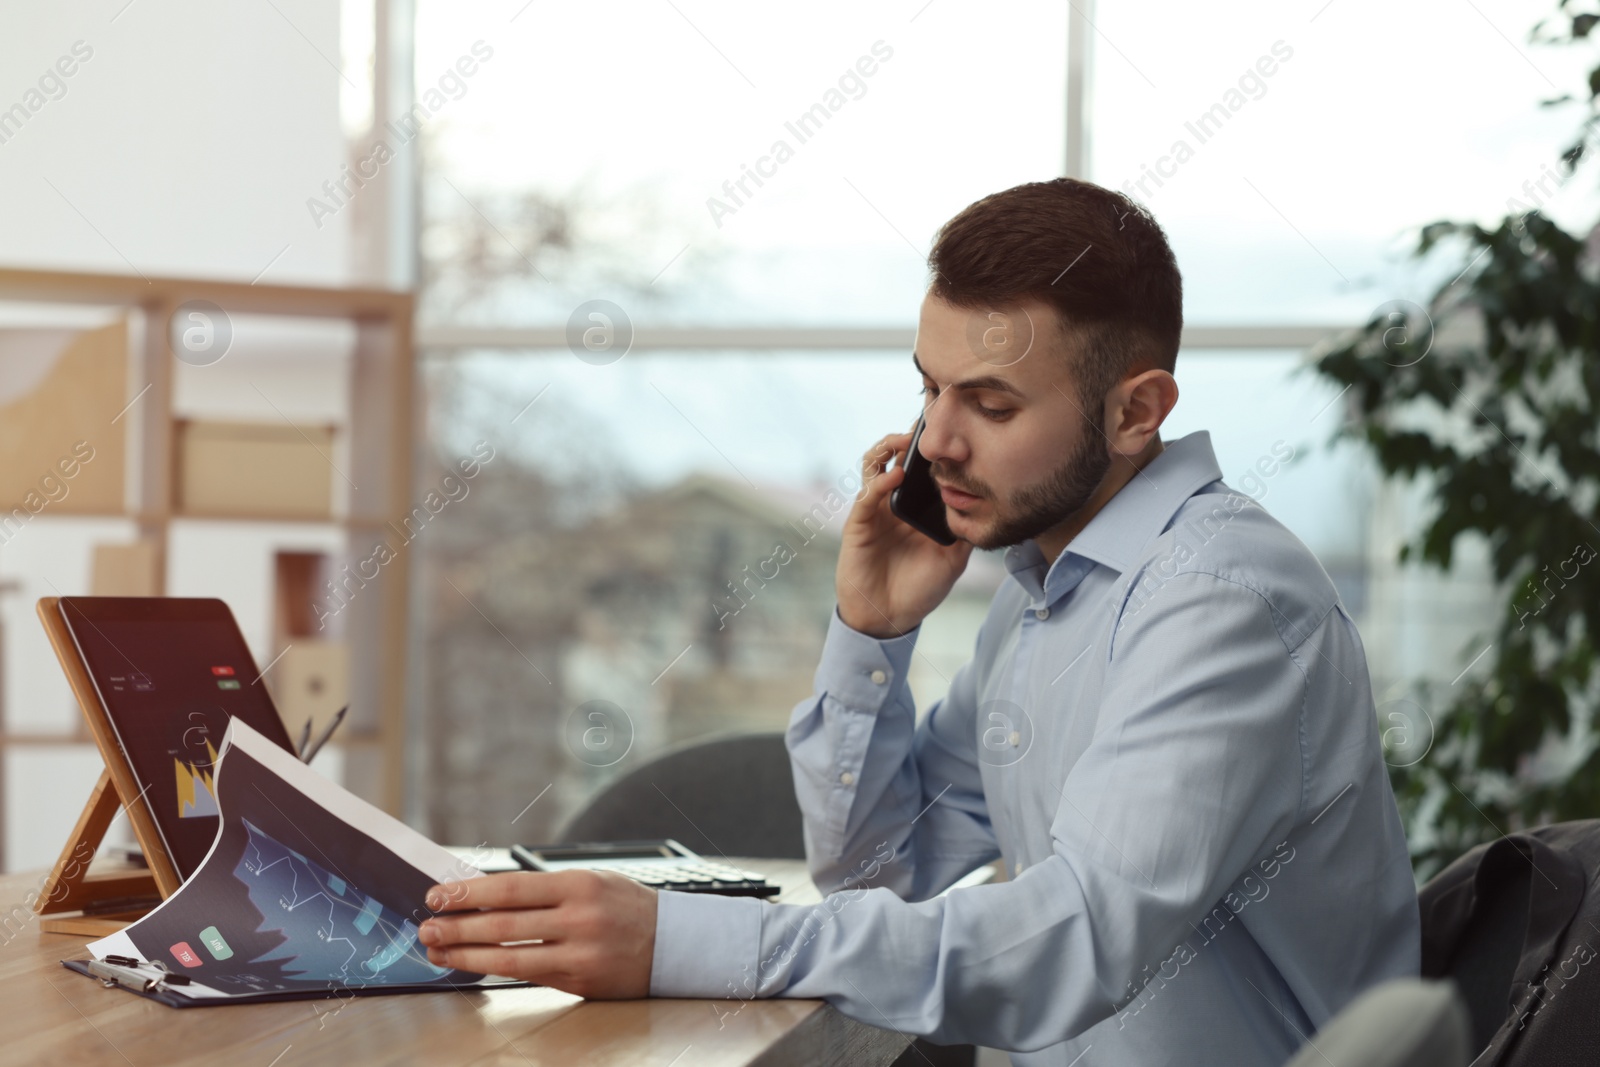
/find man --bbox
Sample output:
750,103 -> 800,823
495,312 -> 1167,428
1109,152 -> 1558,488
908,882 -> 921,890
417,178 -> 1420,1065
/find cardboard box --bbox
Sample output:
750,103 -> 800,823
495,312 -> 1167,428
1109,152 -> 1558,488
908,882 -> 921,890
0,322 -> 127,517
90,541 -> 160,596
176,420 -> 336,518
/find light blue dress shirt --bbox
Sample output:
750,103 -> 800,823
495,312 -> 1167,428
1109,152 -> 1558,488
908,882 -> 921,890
651,429 -> 1420,1065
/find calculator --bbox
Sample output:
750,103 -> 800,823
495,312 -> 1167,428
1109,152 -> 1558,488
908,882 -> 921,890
511,839 -> 779,898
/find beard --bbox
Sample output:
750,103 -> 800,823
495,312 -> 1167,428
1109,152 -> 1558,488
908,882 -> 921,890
931,421 -> 1111,551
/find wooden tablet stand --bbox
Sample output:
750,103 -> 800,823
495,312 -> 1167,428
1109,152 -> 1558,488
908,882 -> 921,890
31,597 -> 182,935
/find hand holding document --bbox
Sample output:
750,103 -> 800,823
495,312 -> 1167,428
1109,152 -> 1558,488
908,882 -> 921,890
71,719 -> 526,1005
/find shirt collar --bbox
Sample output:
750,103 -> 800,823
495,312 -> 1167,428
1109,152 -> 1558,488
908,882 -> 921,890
1003,430 -> 1225,605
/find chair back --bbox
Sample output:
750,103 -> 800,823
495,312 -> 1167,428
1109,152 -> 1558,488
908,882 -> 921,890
1281,979 -> 1470,1067
558,732 -> 806,859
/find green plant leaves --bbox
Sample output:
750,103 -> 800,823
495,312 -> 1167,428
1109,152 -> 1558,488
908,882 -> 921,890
1311,27 -> 1600,876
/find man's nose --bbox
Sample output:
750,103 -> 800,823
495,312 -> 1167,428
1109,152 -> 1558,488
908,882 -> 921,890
919,401 -> 966,465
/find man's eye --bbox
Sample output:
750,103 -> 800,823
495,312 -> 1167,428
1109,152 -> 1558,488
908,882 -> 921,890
977,404 -> 1011,421
918,383 -> 938,399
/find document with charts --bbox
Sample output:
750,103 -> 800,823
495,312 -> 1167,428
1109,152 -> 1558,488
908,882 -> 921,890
82,718 -> 523,1002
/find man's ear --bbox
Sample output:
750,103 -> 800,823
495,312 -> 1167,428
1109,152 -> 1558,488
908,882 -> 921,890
1105,369 -> 1178,456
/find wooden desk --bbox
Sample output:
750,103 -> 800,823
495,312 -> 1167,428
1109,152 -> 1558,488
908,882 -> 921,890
1,858 -> 914,1066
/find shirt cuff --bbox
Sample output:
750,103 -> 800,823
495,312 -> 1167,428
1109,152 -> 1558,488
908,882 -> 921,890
650,889 -> 764,998
816,606 -> 919,712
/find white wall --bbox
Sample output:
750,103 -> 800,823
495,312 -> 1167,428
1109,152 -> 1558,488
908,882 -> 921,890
0,0 -> 348,283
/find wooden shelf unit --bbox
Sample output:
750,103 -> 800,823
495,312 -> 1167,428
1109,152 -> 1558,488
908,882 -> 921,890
0,267 -> 415,844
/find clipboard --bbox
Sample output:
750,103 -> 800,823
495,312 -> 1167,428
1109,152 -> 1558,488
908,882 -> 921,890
59,958 -> 533,1008
32,596 -> 181,935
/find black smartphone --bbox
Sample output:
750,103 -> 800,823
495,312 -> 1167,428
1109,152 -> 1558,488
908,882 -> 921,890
888,415 -> 957,545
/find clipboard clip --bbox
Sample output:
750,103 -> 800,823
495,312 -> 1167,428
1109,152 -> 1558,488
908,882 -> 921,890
88,955 -> 192,994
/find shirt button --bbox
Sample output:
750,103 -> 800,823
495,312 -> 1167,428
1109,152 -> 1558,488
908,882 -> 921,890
840,771 -> 855,786
1034,607 -> 1050,620
869,669 -> 887,685
1009,731 -> 1020,746
1014,860 -> 1023,876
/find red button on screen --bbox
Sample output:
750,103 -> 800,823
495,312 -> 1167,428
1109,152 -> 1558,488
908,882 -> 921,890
211,666 -> 235,677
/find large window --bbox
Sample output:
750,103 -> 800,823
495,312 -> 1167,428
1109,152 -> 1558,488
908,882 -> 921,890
407,0 -> 1571,845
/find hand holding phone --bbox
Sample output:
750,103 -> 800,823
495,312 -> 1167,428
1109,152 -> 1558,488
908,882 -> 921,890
888,415 -> 956,545
834,421 -> 972,639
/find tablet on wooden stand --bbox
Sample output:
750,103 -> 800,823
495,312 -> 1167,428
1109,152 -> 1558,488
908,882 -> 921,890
30,596 -> 299,935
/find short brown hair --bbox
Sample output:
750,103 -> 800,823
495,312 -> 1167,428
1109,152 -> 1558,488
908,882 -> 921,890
927,178 -> 1183,412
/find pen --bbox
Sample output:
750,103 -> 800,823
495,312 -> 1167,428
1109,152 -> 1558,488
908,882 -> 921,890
301,704 -> 349,764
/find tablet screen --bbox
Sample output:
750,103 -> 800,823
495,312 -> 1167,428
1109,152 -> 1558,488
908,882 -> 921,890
58,597 -> 297,880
